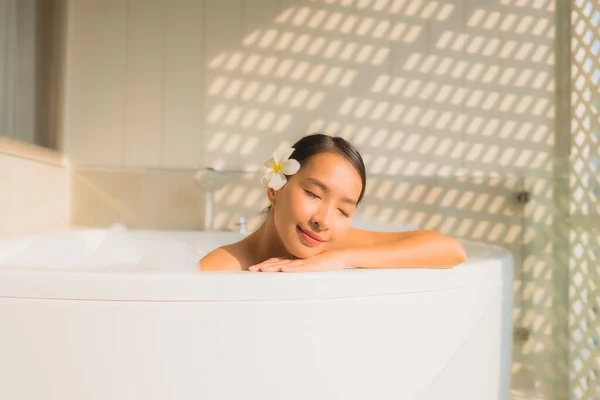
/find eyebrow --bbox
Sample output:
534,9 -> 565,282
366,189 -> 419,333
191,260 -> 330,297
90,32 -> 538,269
305,177 -> 358,206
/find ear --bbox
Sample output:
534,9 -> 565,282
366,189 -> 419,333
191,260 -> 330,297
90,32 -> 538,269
266,187 -> 277,205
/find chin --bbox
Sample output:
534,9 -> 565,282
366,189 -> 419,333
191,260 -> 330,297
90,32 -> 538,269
287,246 -> 312,259
283,227 -> 326,259
289,242 -> 326,259
282,238 -> 314,259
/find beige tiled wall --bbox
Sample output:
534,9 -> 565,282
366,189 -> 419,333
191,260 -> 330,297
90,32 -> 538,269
70,168 -> 205,230
64,0 -> 556,178
0,151 -> 69,237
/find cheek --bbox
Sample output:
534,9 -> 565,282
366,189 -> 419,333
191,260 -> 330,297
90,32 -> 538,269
329,219 -> 351,239
274,192 -> 309,233
286,192 -> 314,220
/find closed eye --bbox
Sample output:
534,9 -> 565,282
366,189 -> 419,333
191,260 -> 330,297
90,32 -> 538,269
305,189 -> 350,217
304,190 -> 320,199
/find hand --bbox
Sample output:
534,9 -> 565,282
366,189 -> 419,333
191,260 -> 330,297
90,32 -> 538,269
248,251 -> 347,273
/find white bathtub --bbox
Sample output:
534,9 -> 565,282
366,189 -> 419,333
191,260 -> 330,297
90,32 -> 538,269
0,228 -> 513,400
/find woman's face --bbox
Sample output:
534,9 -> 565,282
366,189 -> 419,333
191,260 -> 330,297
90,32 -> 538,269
268,152 -> 363,258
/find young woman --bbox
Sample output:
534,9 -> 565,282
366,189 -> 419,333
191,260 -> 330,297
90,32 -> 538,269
199,133 -> 467,272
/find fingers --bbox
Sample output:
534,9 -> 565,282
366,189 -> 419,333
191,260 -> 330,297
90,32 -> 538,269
249,258 -> 297,272
248,257 -> 340,273
260,260 -> 298,272
249,262 -> 324,273
281,263 -> 325,272
255,257 -> 287,268
248,257 -> 284,272
280,264 -> 307,272
282,262 -> 343,273
254,263 -> 286,272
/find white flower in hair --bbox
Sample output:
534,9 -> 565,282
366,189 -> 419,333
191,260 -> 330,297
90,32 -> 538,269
261,147 -> 301,190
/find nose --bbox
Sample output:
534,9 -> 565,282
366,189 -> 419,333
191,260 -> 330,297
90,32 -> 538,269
310,205 -> 332,230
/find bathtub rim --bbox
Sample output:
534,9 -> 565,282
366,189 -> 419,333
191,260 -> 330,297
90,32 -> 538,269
0,258 -> 512,302
0,228 -> 513,302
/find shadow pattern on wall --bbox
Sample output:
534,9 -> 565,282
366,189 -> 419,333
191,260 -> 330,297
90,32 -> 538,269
569,0 -> 600,398
202,0 -> 558,398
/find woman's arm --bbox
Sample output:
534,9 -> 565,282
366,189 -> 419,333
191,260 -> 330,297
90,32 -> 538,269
250,228 -> 467,272
331,228 -> 467,269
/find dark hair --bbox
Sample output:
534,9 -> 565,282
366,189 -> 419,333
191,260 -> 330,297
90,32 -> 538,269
262,133 -> 366,215
261,133 -> 367,214
289,133 -> 367,204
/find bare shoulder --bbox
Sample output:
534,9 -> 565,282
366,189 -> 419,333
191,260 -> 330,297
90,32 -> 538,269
198,240 -> 253,272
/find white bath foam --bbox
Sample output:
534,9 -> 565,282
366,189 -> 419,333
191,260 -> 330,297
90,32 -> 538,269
0,236 -> 34,264
0,224 -> 138,270
0,230 -> 91,269
136,237 -> 200,273
0,225 -> 245,272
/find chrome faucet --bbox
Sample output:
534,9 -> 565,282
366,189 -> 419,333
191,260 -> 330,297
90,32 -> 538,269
194,168 -> 227,231
234,216 -> 247,234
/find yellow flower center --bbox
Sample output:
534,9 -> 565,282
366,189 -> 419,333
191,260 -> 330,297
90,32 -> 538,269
273,162 -> 282,173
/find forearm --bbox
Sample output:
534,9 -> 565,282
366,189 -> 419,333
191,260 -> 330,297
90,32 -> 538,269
338,230 -> 467,269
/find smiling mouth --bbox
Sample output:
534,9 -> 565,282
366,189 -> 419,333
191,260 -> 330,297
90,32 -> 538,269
297,226 -> 325,244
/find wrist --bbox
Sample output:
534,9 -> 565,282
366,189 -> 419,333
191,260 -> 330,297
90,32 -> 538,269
334,248 -> 353,268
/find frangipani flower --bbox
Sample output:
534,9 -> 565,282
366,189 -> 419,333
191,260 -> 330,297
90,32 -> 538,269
261,147 -> 300,190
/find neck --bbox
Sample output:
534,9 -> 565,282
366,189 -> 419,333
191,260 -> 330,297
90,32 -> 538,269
251,210 -> 293,262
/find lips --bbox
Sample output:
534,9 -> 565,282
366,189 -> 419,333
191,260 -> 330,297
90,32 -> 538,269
297,226 -> 324,242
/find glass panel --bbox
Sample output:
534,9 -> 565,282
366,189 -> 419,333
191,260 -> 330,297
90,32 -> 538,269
0,0 -> 64,149
518,172 -> 570,399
